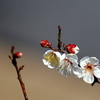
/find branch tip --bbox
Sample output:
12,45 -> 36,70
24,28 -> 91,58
58,26 -> 61,30
11,45 -> 15,54
19,65 -> 25,71
8,55 -> 12,60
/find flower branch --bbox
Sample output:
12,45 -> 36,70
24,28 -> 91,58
8,46 -> 28,100
40,26 -> 100,86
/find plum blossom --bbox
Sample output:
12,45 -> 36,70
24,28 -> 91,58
42,50 -> 62,69
73,56 -> 100,84
57,53 -> 79,77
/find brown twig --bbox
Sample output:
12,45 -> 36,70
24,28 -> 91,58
9,46 -> 29,100
57,26 -> 62,50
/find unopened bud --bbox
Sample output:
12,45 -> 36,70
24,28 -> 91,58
13,52 -> 23,58
40,40 -> 52,47
66,44 -> 79,54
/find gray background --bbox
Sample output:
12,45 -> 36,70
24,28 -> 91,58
0,0 -> 100,100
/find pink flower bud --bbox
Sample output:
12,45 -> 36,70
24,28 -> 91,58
13,52 -> 23,58
40,40 -> 52,47
66,44 -> 79,54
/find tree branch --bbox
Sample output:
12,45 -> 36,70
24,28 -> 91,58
9,46 -> 29,100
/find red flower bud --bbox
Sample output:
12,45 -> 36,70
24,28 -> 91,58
40,40 -> 52,47
66,44 -> 79,54
13,52 -> 23,58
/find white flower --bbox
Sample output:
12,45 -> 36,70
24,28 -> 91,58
42,50 -> 62,69
74,56 -> 100,84
57,53 -> 79,77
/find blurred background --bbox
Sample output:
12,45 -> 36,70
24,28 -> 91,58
0,0 -> 100,100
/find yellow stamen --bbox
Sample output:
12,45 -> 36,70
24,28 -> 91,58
44,52 -> 60,66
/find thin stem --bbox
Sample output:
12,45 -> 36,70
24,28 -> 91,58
9,46 -> 29,100
57,26 -> 62,50
49,46 -> 57,51
13,59 -> 28,100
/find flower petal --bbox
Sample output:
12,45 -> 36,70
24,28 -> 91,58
83,74 -> 94,84
58,58 -> 72,77
73,67 -> 83,78
48,65 -> 55,69
89,57 -> 99,65
42,59 -> 49,65
59,66 -> 72,77
42,59 -> 55,69
60,53 -> 66,61
94,68 -> 100,78
58,58 -> 70,69
66,54 -> 78,61
69,58 -> 78,67
43,50 -> 53,55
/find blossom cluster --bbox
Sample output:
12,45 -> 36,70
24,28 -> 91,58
40,27 -> 100,85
